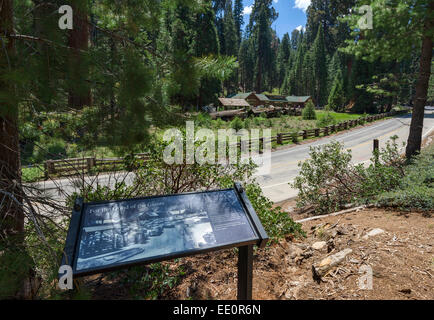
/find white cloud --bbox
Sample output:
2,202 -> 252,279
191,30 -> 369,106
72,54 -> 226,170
273,0 -> 279,3
295,25 -> 303,31
243,5 -> 253,15
294,0 -> 311,12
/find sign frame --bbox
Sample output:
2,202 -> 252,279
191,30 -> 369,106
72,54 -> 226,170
60,182 -> 268,299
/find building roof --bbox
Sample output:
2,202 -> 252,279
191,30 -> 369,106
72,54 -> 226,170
286,96 -> 311,103
231,92 -> 270,101
255,93 -> 270,101
265,94 -> 288,102
218,98 -> 250,107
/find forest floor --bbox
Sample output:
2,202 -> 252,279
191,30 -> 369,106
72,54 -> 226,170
87,207 -> 433,300
162,208 -> 434,300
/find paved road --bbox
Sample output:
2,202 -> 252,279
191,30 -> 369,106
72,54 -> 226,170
257,110 -> 434,203
36,110 -> 434,204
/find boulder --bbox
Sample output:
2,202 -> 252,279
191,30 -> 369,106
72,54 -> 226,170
362,228 -> 385,240
311,241 -> 327,250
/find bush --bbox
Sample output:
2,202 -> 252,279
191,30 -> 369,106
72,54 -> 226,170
244,118 -> 251,129
230,117 -> 244,131
105,263 -> 184,299
302,101 -> 316,120
316,112 -> 336,127
195,113 -> 212,128
245,183 -> 304,240
21,165 -> 45,182
32,137 -> 67,163
374,144 -> 434,213
291,137 -> 406,214
213,118 -> 225,129
253,116 -> 262,126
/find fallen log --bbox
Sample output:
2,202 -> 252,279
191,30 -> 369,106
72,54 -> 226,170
295,205 -> 367,223
312,248 -> 353,281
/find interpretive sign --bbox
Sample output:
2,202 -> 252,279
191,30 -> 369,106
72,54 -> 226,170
61,183 -> 268,299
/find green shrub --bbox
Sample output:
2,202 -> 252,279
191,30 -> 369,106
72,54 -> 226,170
253,116 -> 262,126
230,117 -> 244,131
32,137 -> 67,163
265,118 -> 273,127
292,137 -> 406,214
21,165 -> 45,182
316,112 -> 336,127
302,101 -> 317,120
374,144 -> 434,213
244,118 -> 251,129
195,113 -> 212,128
106,263 -> 184,299
245,183 -> 304,241
213,118 -> 225,129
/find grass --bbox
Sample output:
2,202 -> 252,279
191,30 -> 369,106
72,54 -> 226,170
316,111 -> 362,121
191,110 -> 364,137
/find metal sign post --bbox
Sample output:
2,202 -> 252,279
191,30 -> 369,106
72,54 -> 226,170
237,245 -> 253,300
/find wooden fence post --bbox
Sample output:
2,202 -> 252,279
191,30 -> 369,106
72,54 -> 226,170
46,160 -> 55,177
86,157 -> 96,171
373,139 -> 379,166
324,126 -> 329,136
277,133 -> 283,145
314,128 -> 320,137
302,130 -> 307,140
44,162 -> 48,180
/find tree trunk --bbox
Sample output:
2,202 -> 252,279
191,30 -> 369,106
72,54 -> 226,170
68,2 -> 92,108
0,0 -> 23,238
0,0 -> 36,300
405,2 -> 433,159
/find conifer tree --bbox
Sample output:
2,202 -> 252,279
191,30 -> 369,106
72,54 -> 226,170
276,33 -> 291,92
342,0 -> 433,158
233,0 -> 244,44
328,70 -> 345,111
312,25 -> 327,106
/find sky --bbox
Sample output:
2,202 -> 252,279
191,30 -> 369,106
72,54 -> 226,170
241,0 -> 310,39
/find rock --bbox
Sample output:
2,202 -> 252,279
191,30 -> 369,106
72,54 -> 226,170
311,241 -> 327,250
362,228 -> 385,239
399,288 -> 411,294
336,226 -> 349,235
288,244 -> 304,259
312,248 -> 353,280
294,249 -> 313,265
294,243 -> 309,250
327,239 -> 335,253
186,281 -> 198,297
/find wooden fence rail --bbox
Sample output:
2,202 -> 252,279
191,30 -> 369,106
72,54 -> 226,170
43,110 -> 404,178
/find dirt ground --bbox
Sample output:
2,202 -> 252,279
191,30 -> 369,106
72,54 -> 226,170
161,208 -> 433,300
